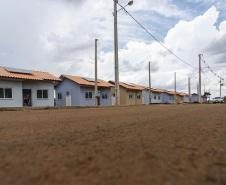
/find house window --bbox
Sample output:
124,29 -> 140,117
0,88 -> 12,99
58,93 -> 62,100
129,94 -> 133,99
154,96 -> 156,100
37,90 -> 48,99
158,96 -> 161,100
0,88 -> 4,98
85,92 -> 92,99
137,94 -> 141,99
43,90 -> 48,99
102,93 -> 108,99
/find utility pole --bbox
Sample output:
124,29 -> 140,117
95,39 -> 98,106
198,54 -> 202,103
188,76 -> 191,103
220,78 -> 222,98
149,61 -> 152,104
197,83 -> 199,94
174,72 -> 177,104
114,0 -> 120,105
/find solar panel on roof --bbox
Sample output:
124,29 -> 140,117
5,67 -> 33,74
83,77 -> 95,82
83,77 -> 100,83
126,83 -> 136,87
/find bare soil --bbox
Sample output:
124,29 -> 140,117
0,104 -> 226,185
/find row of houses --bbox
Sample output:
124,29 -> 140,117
0,66 -> 206,107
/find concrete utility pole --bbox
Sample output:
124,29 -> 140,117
188,77 -> 191,103
113,0 -> 120,105
174,72 -> 177,104
149,61 -> 152,104
197,83 -> 199,94
220,78 -> 222,98
198,54 -> 202,103
95,39 -> 98,106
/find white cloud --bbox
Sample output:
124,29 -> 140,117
129,0 -> 188,18
0,1 -> 225,98
100,6 -> 226,97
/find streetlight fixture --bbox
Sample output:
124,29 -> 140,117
117,0 -> 133,12
128,0 -> 133,6
113,0 -> 133,106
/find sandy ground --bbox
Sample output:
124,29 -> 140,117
0,104 -> 226,185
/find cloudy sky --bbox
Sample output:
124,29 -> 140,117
0,0 -> 226,97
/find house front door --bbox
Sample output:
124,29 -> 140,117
97,96 -> 100,106
23,89 -> 32,107
65,91 -> 71,106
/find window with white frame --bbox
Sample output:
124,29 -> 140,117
129,94 -> 133,99
158,96 -> 161,100
0,88 -> 12,99
137,94 -> 141,99
58,93 -> 62,100
154,95 -> 156,100
37,90 -> 48,99
102,93 -> 108,99
85,92 -> 92,99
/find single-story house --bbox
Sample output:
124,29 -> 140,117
178,92 -> 190,103
176,93 -> 184,104
162,91 -> 175,104
55,75 -> 113,106
143,88 -> 189,104
202,95 -> 208,103
191,93 -> 208,103
0,66 -> 59,107
191,93 -> 199,103
142,87 -> 166,104
151,88 -> 166,104
109,81 -> 144,105
165,90 -> 186,104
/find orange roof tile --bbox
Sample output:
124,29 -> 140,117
144,86 -> 167,93
166,90 -> 176,95
0,66 -> 60,81
166,90 -> 188,96
109,81 -> 144,91
178,92 -> 189,96
61,75 -> 113,88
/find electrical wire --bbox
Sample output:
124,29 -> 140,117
202,56 -> 224,81
116,2 -> 197,70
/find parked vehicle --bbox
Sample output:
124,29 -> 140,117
212,97 -> 224,103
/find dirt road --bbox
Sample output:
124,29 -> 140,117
0,104 -> 226,185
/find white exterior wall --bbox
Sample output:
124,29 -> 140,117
79,87 -> 96,106
191,94 -> 199,103
55,79 -> 112,107
55,79 -> 81,107
142,90 -> 163,104
23,81 -> 54,107
142,90 -> 149,104
0,80 -> 23,107
151,92 -> 162,104
183,96 -> 190,103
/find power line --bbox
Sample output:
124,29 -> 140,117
116,2 -> 197,70
203,65 -> 226,69
202,56 -> 224,81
